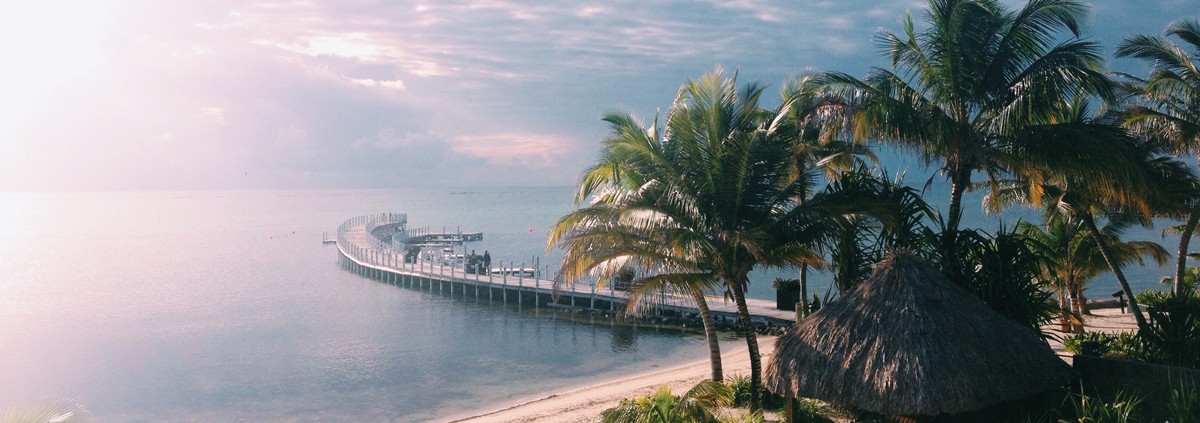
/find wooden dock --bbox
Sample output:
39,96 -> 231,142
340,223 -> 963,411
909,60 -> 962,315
335,214 -> 797,327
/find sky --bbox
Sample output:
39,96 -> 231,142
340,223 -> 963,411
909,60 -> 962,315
0,0 -> 1190,191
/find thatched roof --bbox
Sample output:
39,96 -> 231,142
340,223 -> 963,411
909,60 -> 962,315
766,252 -> 1071,416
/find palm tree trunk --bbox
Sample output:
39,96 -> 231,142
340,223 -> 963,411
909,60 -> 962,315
1173,203 -> 1200,296
946,171 -> 970,235
688,287 -> 723,381
1057,287 -> 1071,333
941,170 -> 970,268
728,274 -> 763,412
1069,281 -> 1086,333
1080,211 -> 1148,328
798,263 -> 809,317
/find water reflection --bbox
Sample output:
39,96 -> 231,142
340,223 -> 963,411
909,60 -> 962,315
610,324 -> 638,352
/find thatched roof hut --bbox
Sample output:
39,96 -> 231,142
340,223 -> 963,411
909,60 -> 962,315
766,252 -> 1071,416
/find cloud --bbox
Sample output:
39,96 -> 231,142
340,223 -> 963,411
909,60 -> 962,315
0,0 -> 1186,191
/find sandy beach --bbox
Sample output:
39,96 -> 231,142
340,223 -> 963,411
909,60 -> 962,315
442,307 -> 1138,423
444,337 -> 777,423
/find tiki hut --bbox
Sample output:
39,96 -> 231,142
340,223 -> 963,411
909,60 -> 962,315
766,252 -> 1071,416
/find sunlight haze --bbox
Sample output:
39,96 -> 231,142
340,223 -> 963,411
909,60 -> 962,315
0,0 -> 1186,191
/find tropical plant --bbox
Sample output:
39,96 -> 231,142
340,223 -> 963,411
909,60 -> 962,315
1061,330 -> 1145,360
1115,17 -> 1200,297
935,226 -> 1058,330
600,381 -> 734,423
1058,389 -> 1142,423
824,170 -> 935,294
1019,213 -> 1169,332
776,75 -> 882,314
1062,331 -> 1116,356
982,90 -> 1196,329
1168,381 -> 1200,423
1139,293 -> 1200,368
725,374 -> 787,410
779,398 -> 835,423
551,68 -> 896,411
809,0 -> 1115,265
550,188 -> 728,381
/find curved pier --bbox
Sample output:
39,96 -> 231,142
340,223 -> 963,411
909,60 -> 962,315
335,214 -> 796,326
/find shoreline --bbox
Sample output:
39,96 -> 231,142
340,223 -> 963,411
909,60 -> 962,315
439,307 -> 1140,423
441,337 -> 778,423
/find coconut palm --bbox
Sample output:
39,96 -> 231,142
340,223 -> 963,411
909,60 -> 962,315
600,381 -> 734,423
984,90 -> 1199,328
1115,17 -> 1200,296
1018,213 -> 1169,332
776,76 -> 882,313
810,0 -> 1114,262
551,68 -> 894,411
551,198 -> 728,382
550,111 -> 728,383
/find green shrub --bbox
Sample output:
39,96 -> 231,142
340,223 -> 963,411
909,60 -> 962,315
1136,289 -> 1172,308
778,398 -> 834,423
725,374 -> 787,410
1139,294 -> 1200,368
772,278 -> 800,290
1058,390 -> 1141,423
1061,331 -> 1147,361
726,374 -> 753,408
1168,382 -> 1199,423
1106,332 -> 1147,361
1063,331 -> 1115,356
720,411 -> 764,423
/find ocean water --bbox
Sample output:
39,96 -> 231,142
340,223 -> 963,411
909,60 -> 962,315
0,186 -> 1175,421
0,188 -> 714,422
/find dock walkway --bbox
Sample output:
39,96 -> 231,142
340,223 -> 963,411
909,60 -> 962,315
335,214 -> 797,327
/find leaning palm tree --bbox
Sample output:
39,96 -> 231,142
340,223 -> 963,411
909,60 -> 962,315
984,91 -> 1194,329
551,68 -> 892,411
600,381 -> 734,423
1115,17 -> 1200,296
1018,212 -> 1168,332
552,197 -> 727,382
810,0 -> 1114,261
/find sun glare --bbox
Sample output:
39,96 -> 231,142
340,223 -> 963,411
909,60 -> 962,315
0,2 -> 107,127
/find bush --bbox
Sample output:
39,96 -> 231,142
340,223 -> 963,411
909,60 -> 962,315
1061,331 -> 1146,360
1063,331 -> 1115,356
725,374 -> 787,410
1168,382 -> 1200,423
779,399 -> 834,423
727,374 -> 753,408
1139,294 -> 1200,368
1058,389 -> 1142,423
1136,289 -> 1172,308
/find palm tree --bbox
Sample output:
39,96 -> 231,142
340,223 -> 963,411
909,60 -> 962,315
810,0 -> 1114,261
600,381 -> 734,423
982,91 -> 1194,329
1115,18 -> 1200,296
1018,213 -> 1168,332
776,76 -> 881,313
551,68 -> 892,411
551,199 -> 728,382
550,112 -> 728,383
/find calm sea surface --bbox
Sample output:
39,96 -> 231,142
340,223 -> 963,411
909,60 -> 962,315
0,187 -> 1174,421
0,188 -> 716,422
